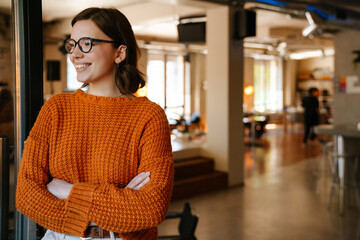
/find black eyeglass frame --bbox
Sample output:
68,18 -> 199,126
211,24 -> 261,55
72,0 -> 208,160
64,37 -> 119,54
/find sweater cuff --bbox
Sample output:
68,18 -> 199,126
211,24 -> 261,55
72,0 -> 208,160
63,183 -> 98,236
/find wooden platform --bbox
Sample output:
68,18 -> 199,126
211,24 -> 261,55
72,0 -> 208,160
172,156 -> 228,201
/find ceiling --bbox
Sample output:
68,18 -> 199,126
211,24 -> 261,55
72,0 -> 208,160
3,0 -> 359,53
40,0 -> 215,41
201,0 -> 360,12
40,0 -> 311,42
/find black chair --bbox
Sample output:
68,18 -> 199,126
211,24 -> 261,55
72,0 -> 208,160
159,202 -> 198,240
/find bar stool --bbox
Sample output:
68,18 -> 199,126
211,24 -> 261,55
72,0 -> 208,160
328,151 -> 360,215
315,139 -> 334,194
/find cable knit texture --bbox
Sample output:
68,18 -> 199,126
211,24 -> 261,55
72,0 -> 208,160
16,89 -> 174,239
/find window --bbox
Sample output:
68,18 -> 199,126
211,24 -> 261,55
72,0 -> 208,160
66,55 -> 82,90
147,52 -> 190,120
147,54 -> 165,107
166,55 -> 184,117
253,58 -> 283,112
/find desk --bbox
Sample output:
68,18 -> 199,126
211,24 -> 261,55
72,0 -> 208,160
315,124 -> 360,138
315,124 -> 360,215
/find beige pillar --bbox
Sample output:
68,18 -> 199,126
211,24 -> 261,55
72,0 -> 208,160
203,6 -> 244,186
244,57 -> 254,112
283,59 -> 297,107
333,29 -> 360,125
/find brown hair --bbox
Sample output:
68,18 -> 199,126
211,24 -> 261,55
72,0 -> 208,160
72,7 -> 145,94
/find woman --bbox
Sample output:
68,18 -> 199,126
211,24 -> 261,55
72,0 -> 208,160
16,7 -> 174,240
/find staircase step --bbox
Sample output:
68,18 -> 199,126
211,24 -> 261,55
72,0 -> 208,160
174,156 -> 214,180
172,171 -> 228,201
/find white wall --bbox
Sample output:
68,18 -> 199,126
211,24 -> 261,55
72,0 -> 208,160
333,29 -> 360,125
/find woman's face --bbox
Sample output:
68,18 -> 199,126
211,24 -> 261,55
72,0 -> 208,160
70,20 -> 118,86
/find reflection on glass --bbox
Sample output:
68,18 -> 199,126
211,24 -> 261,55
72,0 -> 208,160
0,3 -> 15,239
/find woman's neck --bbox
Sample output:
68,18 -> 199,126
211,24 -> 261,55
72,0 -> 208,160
86,87 -> 122,97
85,83 -> 134,98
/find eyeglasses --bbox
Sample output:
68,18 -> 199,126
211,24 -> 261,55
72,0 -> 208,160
64,37 -> 119,54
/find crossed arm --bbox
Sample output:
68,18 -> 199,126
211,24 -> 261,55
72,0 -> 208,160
46,172 -> 151,200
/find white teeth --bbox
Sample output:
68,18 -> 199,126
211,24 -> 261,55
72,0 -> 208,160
75,64 -> 90,69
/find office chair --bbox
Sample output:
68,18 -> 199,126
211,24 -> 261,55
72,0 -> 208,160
159,202 -> 198,240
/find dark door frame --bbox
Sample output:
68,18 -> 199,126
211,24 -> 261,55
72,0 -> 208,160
13,0 -> 43,239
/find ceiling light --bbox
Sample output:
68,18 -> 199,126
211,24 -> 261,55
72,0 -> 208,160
324,49 -> 335,56
305,11 -> 316,25
302,24 -> 318,37
302,11 -> 326,38
289,48 -> 335,60
244,42 -> 273,50
179,17 -> 207,24
289,50 -> 322,59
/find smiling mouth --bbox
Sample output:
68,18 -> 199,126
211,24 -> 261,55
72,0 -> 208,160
75,64 -> 91,71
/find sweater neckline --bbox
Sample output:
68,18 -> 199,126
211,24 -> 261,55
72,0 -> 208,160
73,88 -> 148,105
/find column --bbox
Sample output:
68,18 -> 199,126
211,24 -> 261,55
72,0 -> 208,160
203,6 -> 244,186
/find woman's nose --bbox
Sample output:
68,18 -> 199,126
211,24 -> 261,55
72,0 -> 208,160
71,45 -> 83,57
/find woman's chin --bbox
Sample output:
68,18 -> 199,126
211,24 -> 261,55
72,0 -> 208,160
77,79 -> 90,85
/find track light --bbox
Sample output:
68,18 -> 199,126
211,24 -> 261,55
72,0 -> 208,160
302,24 -> 318,37
302,11 -> 322,37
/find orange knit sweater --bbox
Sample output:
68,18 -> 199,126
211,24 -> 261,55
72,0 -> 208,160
16,89 -> 174,239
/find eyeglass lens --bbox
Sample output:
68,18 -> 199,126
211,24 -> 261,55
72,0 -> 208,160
65,38 -> 92,54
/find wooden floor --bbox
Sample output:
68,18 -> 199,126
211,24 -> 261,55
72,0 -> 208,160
159,125 -> 360,240
244,125 -> 322,178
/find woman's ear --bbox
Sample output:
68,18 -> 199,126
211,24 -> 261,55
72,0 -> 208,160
115,45 -> 127,64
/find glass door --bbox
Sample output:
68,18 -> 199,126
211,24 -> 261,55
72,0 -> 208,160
0,0 -> 43,239
14,0 -> 44,238
0,1 -> 15,239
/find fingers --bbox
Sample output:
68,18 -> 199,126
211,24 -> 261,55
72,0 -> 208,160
134,176 -> 150,190
125,172 -> 150,190
126,172 -> 149,188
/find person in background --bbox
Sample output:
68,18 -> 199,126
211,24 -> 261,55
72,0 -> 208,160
16,7 -> 174,240
302,87 -> 320,145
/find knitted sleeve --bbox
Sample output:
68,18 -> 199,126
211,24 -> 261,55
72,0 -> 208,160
65,105 -> 174,235
16,97 -> 81,234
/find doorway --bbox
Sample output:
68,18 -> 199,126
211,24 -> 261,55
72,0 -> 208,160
1,0 -> 43,239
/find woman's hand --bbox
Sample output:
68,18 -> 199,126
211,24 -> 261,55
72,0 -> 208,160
46,173 -> 149,227
125,172 -> 150,190
46,178 -> 73,200
47,172 -> 150,200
